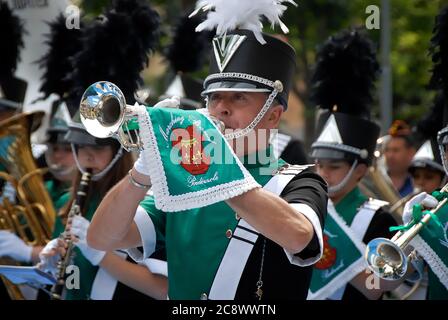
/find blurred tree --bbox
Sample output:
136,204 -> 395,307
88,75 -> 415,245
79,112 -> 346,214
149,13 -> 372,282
77,0 -> 448,145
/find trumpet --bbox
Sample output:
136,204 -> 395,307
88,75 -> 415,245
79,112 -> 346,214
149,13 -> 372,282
365,182 -> 448,280
79,81 -> 227,151
79,81 -> 143,151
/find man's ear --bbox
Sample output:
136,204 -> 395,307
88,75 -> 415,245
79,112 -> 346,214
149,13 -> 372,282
268,104 -> 283,128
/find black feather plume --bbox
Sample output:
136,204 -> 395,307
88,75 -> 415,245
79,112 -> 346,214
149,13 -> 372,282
0,2 -> 25,79
415,91 -> 447,140
311,29 -> 380,119
37,13 -> 83,100
165,13 -> 212,73
429,6 -> 448,94
67,0 -> 160,105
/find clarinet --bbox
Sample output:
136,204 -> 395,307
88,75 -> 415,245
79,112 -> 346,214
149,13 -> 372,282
50,170 -> 92,300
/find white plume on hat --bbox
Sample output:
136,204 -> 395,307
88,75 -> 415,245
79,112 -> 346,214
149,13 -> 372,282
190,0 -> 297,44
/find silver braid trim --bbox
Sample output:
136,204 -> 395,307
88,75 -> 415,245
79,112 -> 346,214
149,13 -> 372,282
437,126 -> 448,176
311,141 -> 363,157
71,144 -> 124,181
204,72 -> 276,89
223,88 -> 279,140
204,72 -> 282,140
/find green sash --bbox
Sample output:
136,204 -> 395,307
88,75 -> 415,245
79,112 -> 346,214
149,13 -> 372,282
137,106 -> 260,212
410,204 -> 448,294
308,201 -> 366,300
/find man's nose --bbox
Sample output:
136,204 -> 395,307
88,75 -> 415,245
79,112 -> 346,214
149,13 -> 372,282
213,100 -> 231,117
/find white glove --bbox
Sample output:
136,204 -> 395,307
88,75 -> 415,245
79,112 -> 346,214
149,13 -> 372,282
402,192 -> 438,225
38,238 -> 60,277
71,215 -> 106,266
133,151 -> 151,177
153,96 -> 180,109
0,230 -> 32,263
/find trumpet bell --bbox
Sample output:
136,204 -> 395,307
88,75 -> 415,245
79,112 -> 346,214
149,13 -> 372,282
80,81 -> 126,138
365,237 -> 408,280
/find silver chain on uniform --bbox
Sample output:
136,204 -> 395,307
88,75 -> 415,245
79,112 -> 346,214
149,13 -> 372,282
204,73 -> 283,140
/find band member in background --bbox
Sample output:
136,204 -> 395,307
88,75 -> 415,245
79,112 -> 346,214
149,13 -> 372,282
409,138 -> 446,195
400,7 -> 448,300
0,107 -> 76,266
384,120 -> 416,198
38,110 -> 167,300
308,29 -> 398,300
42,104 -> 77,211
36,0 -> 168,300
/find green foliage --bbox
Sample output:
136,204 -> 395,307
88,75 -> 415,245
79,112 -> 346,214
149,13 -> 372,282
78,0 -> 448,139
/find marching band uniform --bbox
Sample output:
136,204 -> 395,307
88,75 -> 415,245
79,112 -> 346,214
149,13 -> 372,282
308,29 -> 397,300
37,0 -> 167,300
45,112 -> 166,300
390,7 -> 448,300
409,139 -> 446,192
42,105 -> 76,211
132,151 -> 326,300
272,132 -> 309,165
401,127 -> 448,300
126,2 -> 328,300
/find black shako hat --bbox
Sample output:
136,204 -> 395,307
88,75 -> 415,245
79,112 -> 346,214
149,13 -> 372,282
202,29 -> 296,110
310,29 -> 381,165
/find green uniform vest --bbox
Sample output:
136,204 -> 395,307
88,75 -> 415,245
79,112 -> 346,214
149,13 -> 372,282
140,156 -> 285,299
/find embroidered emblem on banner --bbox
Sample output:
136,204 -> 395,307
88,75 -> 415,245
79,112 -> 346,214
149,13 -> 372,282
172,125 -> 210,175
314,233 -> 338,270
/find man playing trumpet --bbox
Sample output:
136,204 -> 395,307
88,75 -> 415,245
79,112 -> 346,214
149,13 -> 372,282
86,0 -> 328,300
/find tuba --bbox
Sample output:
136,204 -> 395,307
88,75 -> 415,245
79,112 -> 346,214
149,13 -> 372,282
365,181 -> 448,281
0,111 -> 57,299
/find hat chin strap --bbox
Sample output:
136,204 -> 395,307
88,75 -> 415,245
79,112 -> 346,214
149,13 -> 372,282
205,88 -> 280,140
44,151 -> 76,178
327,159 -> 358,197
438,144 -> 448,177
71,144 -> 124,181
